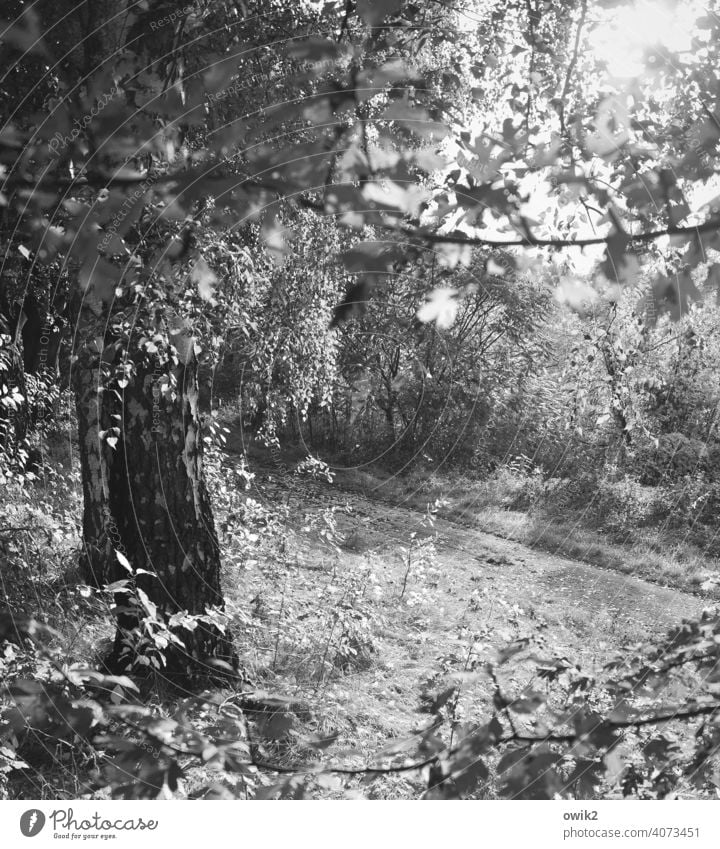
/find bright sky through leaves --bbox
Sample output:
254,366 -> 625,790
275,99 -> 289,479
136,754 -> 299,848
588,0 -> 705,77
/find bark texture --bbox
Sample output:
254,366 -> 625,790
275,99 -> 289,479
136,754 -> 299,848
72,304 -> 236,681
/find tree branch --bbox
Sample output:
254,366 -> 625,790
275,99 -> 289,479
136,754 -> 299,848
250,752 -> 440,776
398,218 -> 720,250
9,170 -> 720,253
503,701 -> 720,746
558,0 -> 588,140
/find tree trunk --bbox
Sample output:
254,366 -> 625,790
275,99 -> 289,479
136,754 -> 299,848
73,331 -> 116,586
72,306 -> 237,682
0,296 -> 29,465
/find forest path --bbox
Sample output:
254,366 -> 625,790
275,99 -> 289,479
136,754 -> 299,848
252,461 -> 704,642
351,498 -> 703,640
225,452 -> 709,783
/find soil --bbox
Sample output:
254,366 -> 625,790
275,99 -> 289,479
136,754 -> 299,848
225,449 -> 706,778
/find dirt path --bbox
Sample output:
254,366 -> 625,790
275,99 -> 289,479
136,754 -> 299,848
226,455 -> 710,774
260,466 -> 705,637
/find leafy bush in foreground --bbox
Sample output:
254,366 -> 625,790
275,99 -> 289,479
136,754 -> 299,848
3,602 -> 720,800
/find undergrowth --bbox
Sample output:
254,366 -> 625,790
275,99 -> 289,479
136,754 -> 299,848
332,461 -> 720,599
3,447 -> 720,800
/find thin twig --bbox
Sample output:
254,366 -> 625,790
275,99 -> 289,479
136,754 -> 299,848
558,0 -> 588,140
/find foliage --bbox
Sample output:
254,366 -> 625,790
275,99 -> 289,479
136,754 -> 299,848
0,614 -> 256,800
6,595 -> 720,800
3,0 -> 720,803
4,0 -> 720,324
417,604 -> 720,799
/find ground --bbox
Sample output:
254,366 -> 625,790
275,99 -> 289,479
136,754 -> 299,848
4,439 -> 714,799
207,442 -> 709,797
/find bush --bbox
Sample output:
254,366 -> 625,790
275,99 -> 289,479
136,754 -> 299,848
635,433 -> 708,485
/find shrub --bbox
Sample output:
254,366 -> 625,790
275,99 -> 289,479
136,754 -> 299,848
635,432 -> 708,485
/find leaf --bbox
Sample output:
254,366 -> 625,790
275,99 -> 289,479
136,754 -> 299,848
61,704 -> 95,737
8,679 -> 45,695
604,749 -> 626,784
191,257 -> 217,301
79,256 -> 123,302
586,95 -> 631,160
450,755 -> 489,797
258,711 -> 294,740
509,692 -> 546,714
286,37 -> 342,63
116,551 -> 133,573
69,668 -> 138,692
418,684 -> 457,715
486,257 -> 512,277
564,758 -> 604,799
651,268 -> 700,320
599,226 -> 636,286
253,782 -> 285,800
496,746 -> 528,776
434,241 -> 472,270
104,579 -> 131,593
316,773 -> 343,791
556,276 -> 599,311
457,181 -> 515,217
165,761 -> 184,792
0,9 -> 47,55
496,636 -> 531,665
357,0 -> 402,26
362,181 -> 429,216
356,59 -> 421,101
643,735 -> 680,765
416,288 -> 459,329
574,712 -> 620,751
250,139 -> 333,186
499,749 -> 563,800
205,658 -> 236,673
260,213 -> 289,266
341,241 -> 403,273
203,52 -> 240,94
136,587 -> 158,619
199,782 -> 236,800
331,281 -> 373,327
382,101 -> 448,140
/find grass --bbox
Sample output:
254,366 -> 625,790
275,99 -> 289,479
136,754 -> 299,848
323,461 -> 720,601
1,441 -> 715,799
211,446 -> 706,775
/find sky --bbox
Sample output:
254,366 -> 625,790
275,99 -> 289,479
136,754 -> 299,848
587,0 -> 707,78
